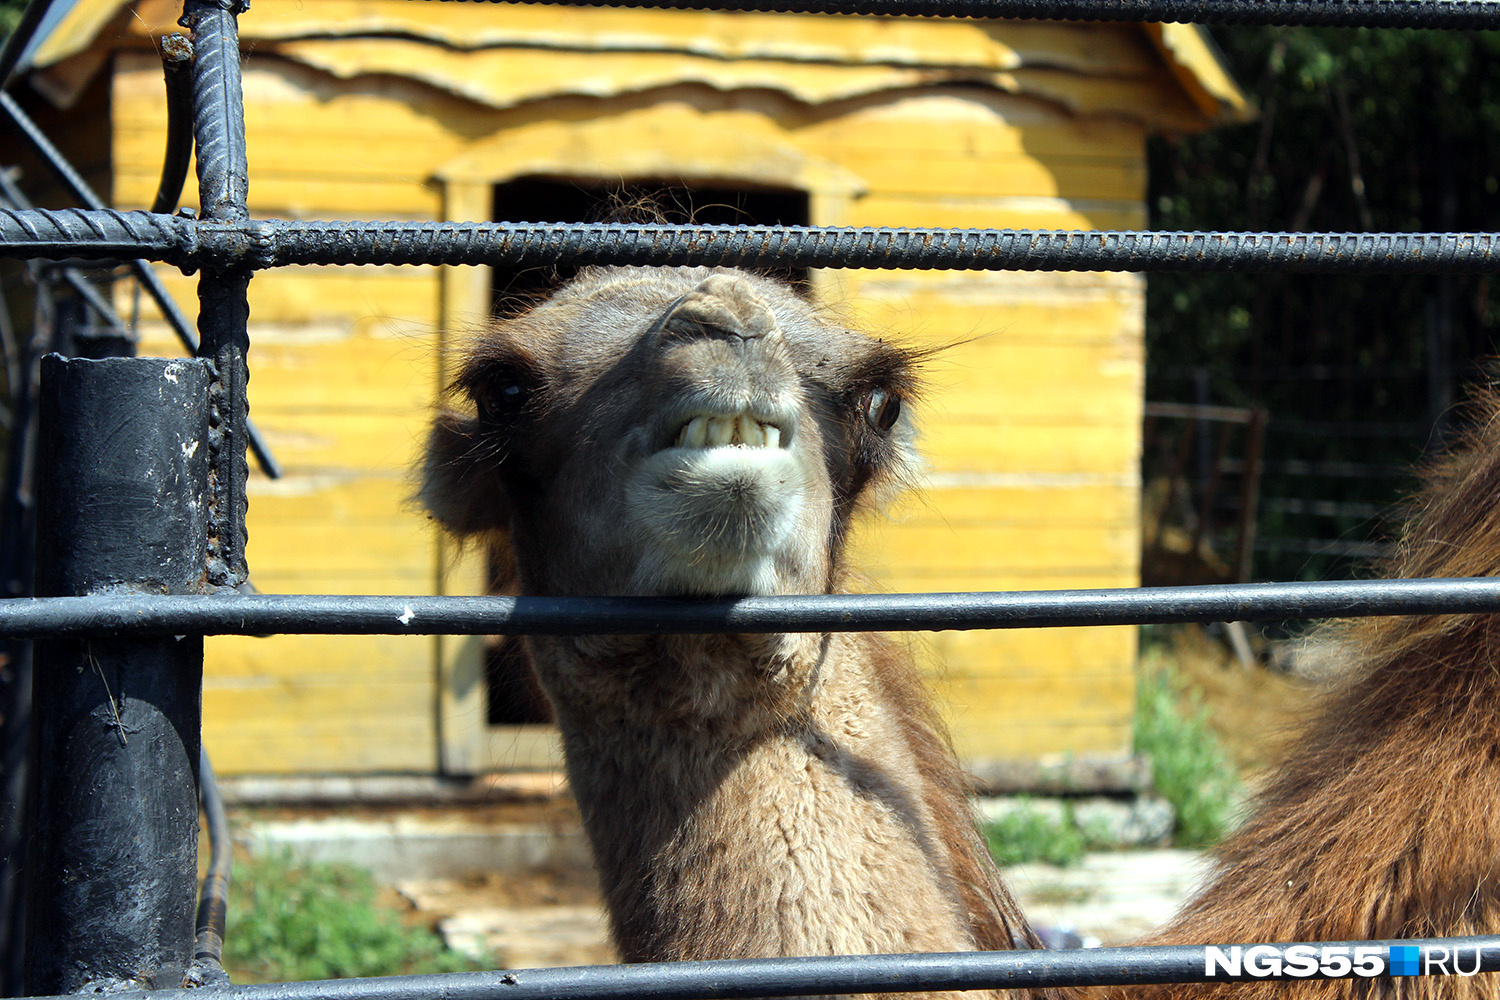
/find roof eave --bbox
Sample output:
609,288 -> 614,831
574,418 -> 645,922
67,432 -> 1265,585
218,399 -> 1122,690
1143,22 -> 1254,132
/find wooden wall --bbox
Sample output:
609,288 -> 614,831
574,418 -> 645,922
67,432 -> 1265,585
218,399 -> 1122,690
114,44 -> 448,772
808,97 -> 1146,763
56,0 -> 1238,775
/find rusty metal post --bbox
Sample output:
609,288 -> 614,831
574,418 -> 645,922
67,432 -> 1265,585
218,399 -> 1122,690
180,0 -> 252,589
24,356 -> 211,994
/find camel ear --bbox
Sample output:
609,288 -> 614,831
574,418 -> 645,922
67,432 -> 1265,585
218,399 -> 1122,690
420,409 -> 511,536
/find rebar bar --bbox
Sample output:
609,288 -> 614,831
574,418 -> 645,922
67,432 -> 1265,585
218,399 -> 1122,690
0,174 -> 134,349
10,212 -> 1500,274
448,0 -> 1500,28
181,0 -> 253,588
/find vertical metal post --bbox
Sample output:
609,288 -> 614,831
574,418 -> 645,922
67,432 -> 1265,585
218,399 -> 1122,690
0,275 -> 52,999
24,356 -> 212,994
180,0 -> 252,588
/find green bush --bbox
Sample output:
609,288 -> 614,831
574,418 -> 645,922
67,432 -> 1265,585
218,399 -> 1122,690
981,800 -> 1087,867
225,851 -> 486,983
984,654 -> 1241,864
1134,656 -> 1240,847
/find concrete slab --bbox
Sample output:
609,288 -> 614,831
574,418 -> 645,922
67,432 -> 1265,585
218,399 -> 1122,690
1006,848 -> 1211,945
244,814 -> 591,881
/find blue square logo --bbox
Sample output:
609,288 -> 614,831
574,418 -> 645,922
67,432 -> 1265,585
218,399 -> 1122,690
1390,946 -> 1420,977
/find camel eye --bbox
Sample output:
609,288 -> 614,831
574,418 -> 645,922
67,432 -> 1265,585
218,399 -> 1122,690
475,380 -> 527,422
861,388 -> 901,433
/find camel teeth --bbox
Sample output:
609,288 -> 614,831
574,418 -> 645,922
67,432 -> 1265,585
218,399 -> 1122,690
706,417 -> 734,447
671,414 -> 784,450
736,415 -> 760,447
683,416 -> 709,448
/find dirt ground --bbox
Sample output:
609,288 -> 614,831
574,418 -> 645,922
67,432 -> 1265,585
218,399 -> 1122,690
393,869 -> 615,969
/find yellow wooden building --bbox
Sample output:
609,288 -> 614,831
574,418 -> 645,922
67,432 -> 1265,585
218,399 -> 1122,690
15,0 -> 1246,781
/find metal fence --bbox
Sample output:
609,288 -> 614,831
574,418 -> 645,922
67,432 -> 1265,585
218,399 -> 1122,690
3,0 -> 1500,996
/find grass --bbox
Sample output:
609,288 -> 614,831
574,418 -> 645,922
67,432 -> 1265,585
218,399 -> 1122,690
1133,648 -> 1241,847
982,640 -> 1244,865
224,851 -> 487,983
981,800 -> 1089,867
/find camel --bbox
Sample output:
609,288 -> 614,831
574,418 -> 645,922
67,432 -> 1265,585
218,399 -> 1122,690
421,265 -> 1500,999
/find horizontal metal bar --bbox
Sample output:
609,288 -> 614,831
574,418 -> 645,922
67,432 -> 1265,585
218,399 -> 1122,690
1256,538 -> 1394,558
1221,457 -> 1409,478
18,936 -> 1500,1000
1229,497 -> 1388,519
0,578 -> 1494,638
447,0 -> 1500,29
8,211 -> 1500,274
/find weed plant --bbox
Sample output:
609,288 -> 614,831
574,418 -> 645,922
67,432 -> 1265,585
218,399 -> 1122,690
1133,651 -> 1240,847
224,851 -> 486,983
981,801 -> 1088,867
982,649 -> 1241,865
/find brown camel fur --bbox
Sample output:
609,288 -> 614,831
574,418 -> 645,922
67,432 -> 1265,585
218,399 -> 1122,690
421,265 -> 1500,999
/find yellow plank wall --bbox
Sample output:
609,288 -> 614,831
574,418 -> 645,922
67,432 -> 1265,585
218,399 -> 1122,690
116,45 -> 448,772
100,3 -> 1164,774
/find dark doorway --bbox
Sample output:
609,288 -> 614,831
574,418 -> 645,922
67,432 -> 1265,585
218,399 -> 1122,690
490,175 -> 811,317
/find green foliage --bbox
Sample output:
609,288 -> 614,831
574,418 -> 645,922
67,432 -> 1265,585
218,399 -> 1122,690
981,800 -> 1088,867
0,1 -> 28,41
224,851 -> 486,984
1149,27 -> 1500,581
1133,657 -> 1239,847
983,657 -> 1241,866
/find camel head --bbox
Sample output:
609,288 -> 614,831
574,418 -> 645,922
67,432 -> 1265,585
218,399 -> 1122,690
421,266 -> 921,599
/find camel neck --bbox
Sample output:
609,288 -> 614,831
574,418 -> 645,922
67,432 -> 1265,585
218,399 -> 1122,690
549,631 -> 983,966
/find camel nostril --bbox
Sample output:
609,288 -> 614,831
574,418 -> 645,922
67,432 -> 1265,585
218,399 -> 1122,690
649,279 -> 781,347
658,313 -> 775,346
